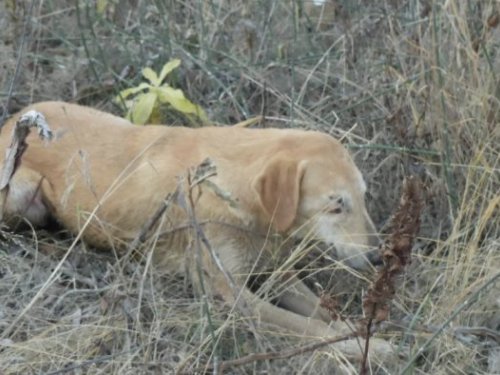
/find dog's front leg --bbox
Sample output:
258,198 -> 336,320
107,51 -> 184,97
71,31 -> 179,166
240,286 -> 346,336
232,286 -> 400,361
209,272 -> 348,338
197,242 -> 335,337
199,244 -> 397,362
275,274 -> 332,323
201,235 -> 347,338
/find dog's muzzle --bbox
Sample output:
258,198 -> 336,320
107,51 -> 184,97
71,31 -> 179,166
366,248 -> 383,266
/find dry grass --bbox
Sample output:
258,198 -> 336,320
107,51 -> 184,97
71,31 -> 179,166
0,0 -> 499,374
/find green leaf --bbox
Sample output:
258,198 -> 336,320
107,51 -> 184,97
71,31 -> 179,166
96,0 -> 108,14
149,106 -> 162,124
156,86 -> 207,121
129,92 -> 157,124
158,59 -> 181,83
142,67 -> 160,86
116,82 -> 151,101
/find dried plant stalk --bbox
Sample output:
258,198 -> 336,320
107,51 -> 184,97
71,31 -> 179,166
360,176 -> 423,373
363,176 -> 423,323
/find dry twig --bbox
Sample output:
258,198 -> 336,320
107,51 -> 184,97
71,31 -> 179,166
181,332 -> 357,374
125,190 -> 179,254
0,110 -> 52,221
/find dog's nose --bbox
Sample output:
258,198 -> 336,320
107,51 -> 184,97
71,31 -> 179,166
367,235 -> 383,266
367,249 -> 383,266
368,233 -> 381,248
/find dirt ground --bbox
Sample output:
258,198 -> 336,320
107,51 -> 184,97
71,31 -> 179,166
0,1 -> 499,374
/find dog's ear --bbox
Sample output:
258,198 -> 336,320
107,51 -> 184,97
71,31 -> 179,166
253,158 -> 306,232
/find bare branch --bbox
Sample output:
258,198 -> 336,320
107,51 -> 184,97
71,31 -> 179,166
180,333 -> 356,374
0,110 -> 52,221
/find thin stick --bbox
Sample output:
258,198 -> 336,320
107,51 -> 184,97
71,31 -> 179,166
360,312 -> 374,375
125,189 -> 179,253
182,333 -> 356,374
0,110 -> 52,221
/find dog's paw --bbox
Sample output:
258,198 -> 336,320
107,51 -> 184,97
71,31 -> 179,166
331,336 -> 405,364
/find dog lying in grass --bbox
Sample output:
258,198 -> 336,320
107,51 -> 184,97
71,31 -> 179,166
0,101 -> 396,361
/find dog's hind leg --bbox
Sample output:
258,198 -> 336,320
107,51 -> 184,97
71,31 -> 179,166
1,166 -> 51,226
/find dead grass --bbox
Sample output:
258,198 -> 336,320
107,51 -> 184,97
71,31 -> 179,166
0,1 -> 499,374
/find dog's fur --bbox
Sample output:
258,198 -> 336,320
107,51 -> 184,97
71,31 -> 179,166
0,102 -> 394,360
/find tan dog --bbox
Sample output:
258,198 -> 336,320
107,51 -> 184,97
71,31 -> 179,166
0,102 -> 394,360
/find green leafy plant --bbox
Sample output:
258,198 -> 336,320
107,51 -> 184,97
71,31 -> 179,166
96,0 -> 109,15
116,59 -> 207,125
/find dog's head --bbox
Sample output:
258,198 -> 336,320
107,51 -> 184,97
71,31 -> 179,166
253,133 -> 380,270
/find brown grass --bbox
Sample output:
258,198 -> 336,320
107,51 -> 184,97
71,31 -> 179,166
0,1 -> 499,374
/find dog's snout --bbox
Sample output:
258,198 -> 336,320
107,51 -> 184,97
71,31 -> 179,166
367,249 -> 383,266
367,234 -> 382,266
368,233 -> 380,249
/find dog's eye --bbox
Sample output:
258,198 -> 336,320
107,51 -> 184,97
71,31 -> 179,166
329,207 -> 342,214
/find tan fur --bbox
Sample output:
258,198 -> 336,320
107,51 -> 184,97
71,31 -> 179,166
0,102 -> 394,360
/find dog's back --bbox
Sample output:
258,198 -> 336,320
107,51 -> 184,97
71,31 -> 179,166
0,101 -> 345,247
